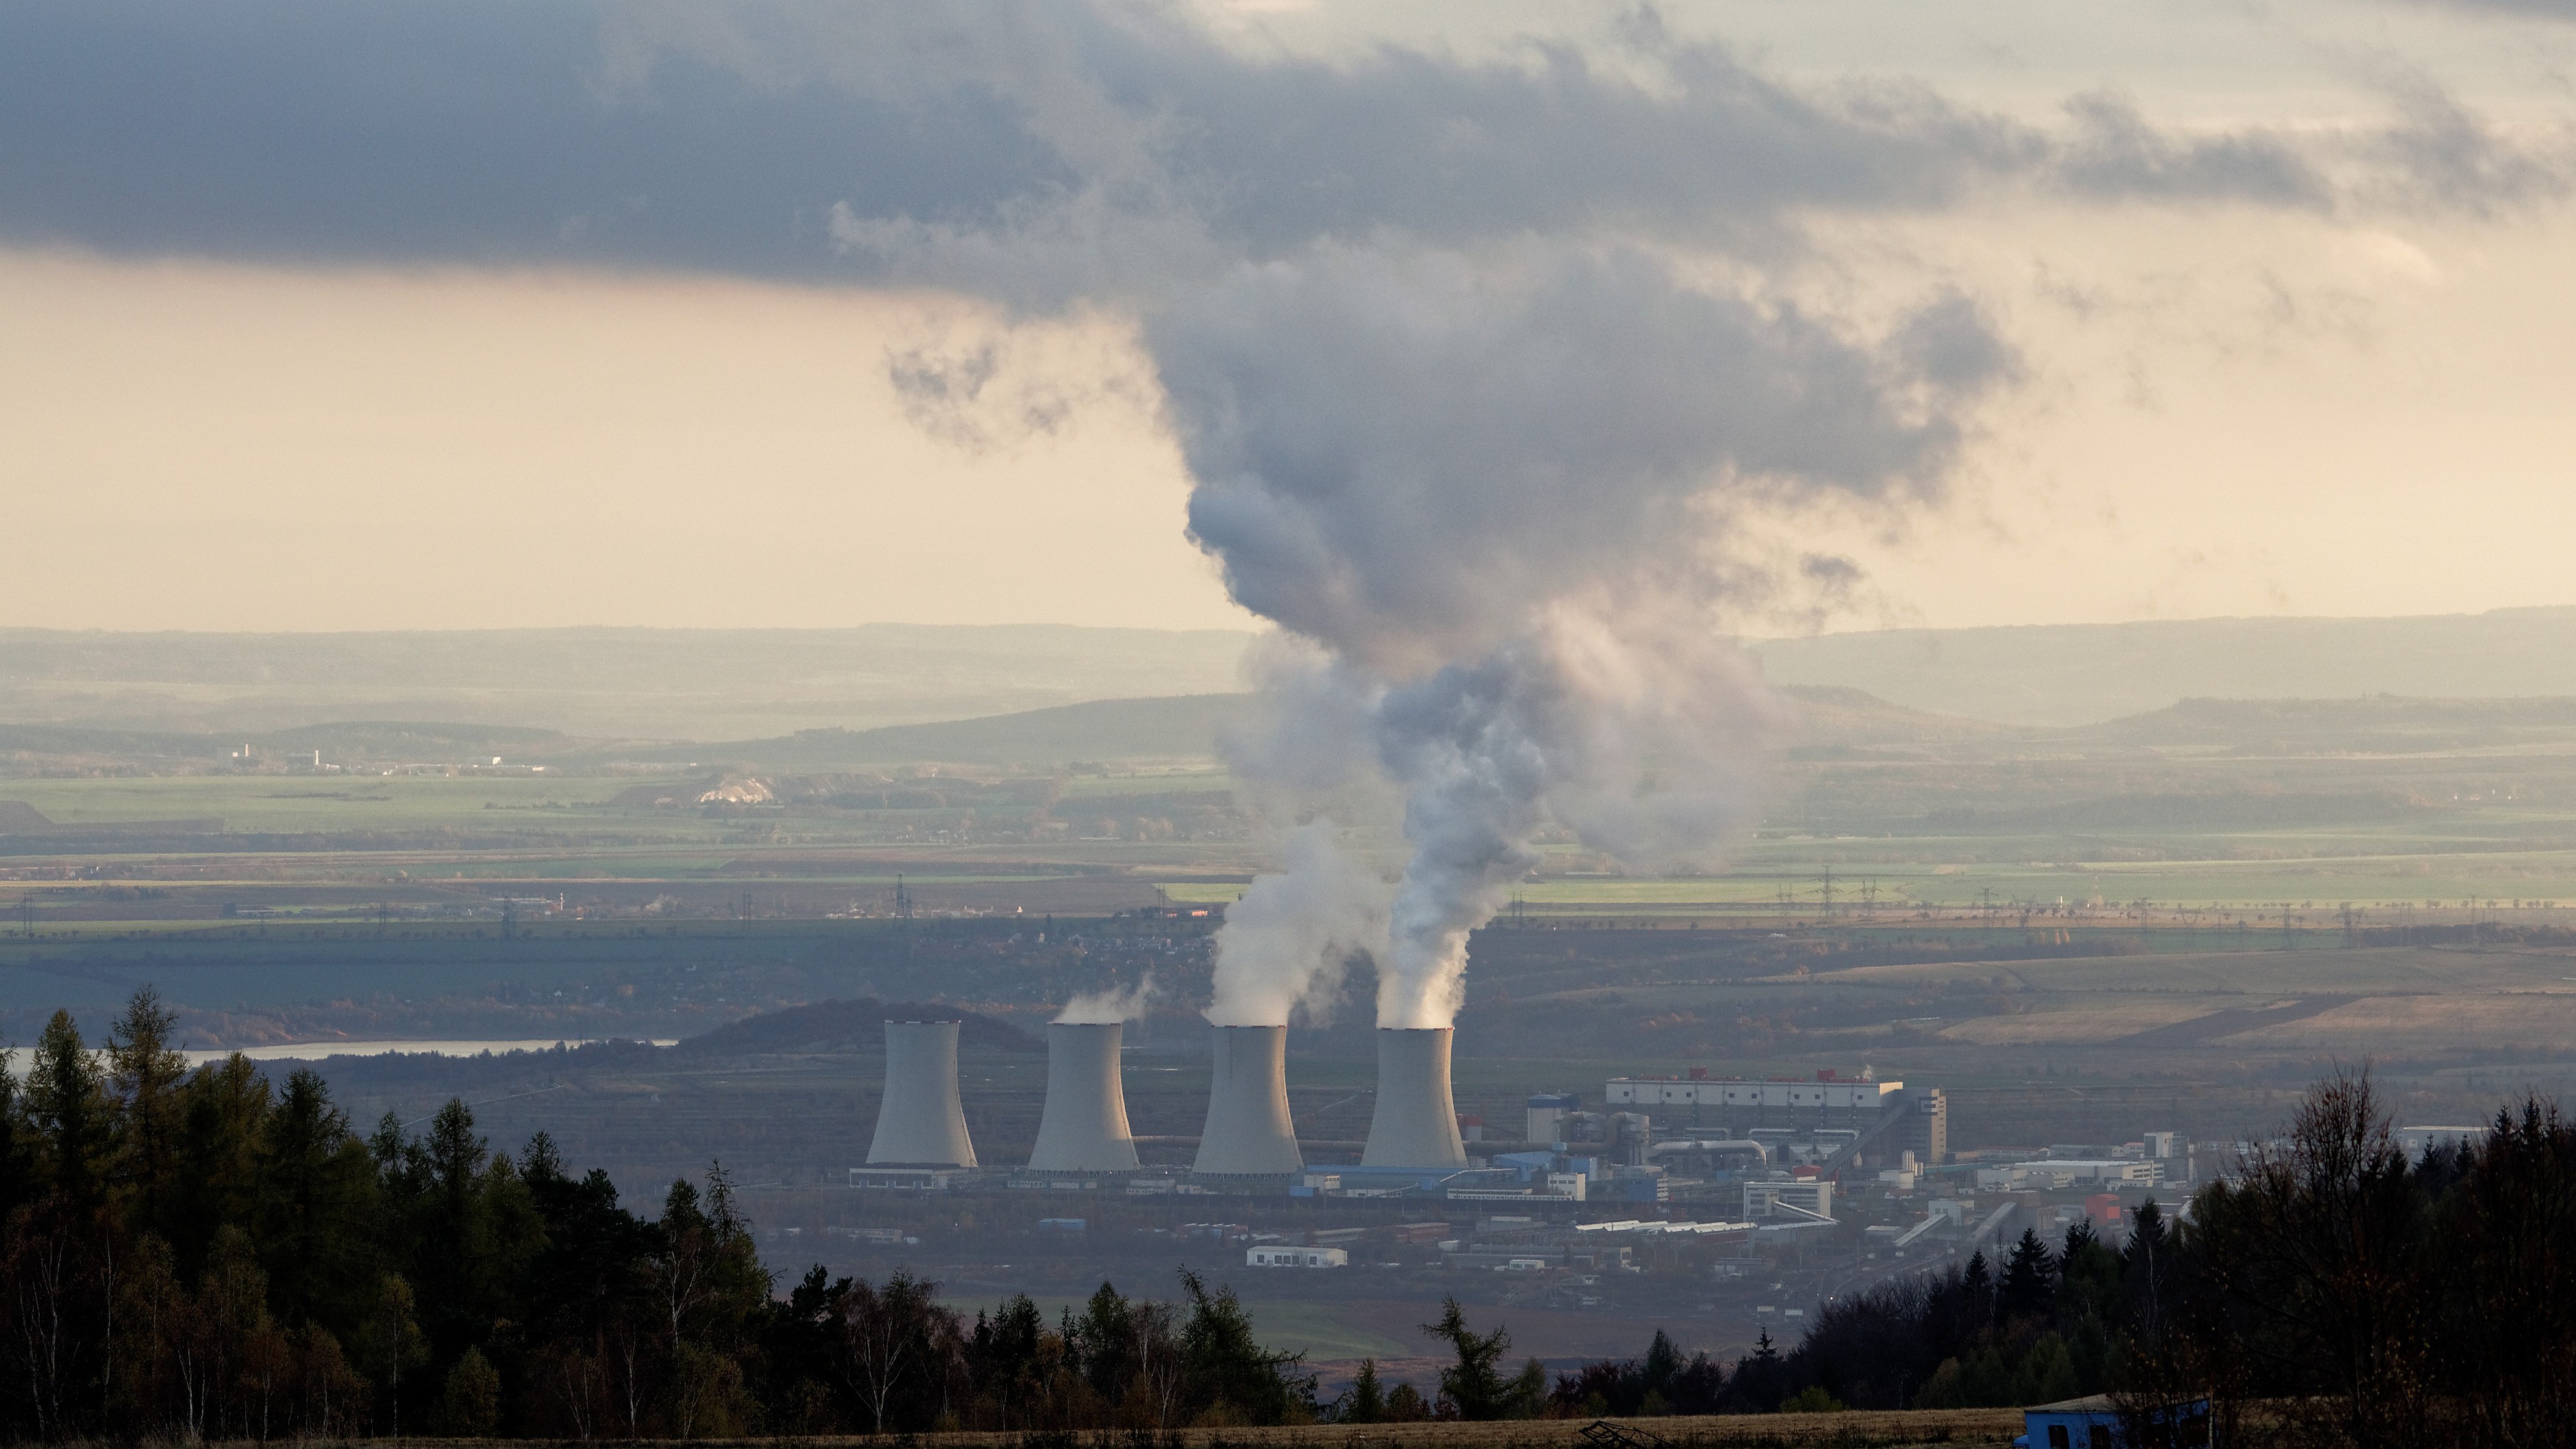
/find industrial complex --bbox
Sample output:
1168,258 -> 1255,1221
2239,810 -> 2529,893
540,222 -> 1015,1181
843,1014 -> 2224,1285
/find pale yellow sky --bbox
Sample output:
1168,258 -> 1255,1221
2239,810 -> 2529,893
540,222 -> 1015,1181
1795,200 -> 2576,627
10,192 -> 2573,634
0,251 -> 1248,633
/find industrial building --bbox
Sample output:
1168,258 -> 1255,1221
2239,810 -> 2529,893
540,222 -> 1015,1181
1742,1178 -> 1834,1221
1605,1071 -> 1947,1166
1245,1245 -> 1347,1268
1525,1091 -> 1580,1143
1977,1159 -> 2161,1191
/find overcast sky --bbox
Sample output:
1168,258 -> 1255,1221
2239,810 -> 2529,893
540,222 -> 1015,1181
4,0 -> 2572,634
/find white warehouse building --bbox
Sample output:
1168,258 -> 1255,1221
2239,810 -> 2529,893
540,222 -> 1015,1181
1246,1246 -> 1348,1268
1605,1074 -> 1946,1166
1744,1180 -> 1834,1221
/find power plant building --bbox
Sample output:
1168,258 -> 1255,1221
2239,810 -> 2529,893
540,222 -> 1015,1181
1027,1022 -> 1141,1172
867,1020 -> 979,1168
1605,1073 -> 1947,1165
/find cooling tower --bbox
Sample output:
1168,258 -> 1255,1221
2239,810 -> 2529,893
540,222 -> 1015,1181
867,1020 -> 978,1167
1191,1024 -> 1303,1176
1028,1022 -> 1141,1172
1360,1026 -> 1469,1168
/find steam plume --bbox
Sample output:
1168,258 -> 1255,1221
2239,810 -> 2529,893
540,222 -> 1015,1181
1170,247 -> 2002,1027
1054,973 -> 1155,1025
1204,821 -> 1389,1027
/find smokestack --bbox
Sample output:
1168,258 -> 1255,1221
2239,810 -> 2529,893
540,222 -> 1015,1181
1191,1024 -> 1302,1176
1028,1022 -> 1140,1172
867,1020 -> 978,1167
1360,1026 -> 1467,1168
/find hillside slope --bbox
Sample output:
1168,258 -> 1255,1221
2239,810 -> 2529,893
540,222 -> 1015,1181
1753,607 -> 2576,725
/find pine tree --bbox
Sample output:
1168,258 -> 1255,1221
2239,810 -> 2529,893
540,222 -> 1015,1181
1342,1358 -> 1386,1423
257,1070 -> 376,1333
0,1047 -> 32,1223
1642,1326 -> 1682,1399
2000,1228 -> 2058,1321
1959,1249 -> 1996,1335
2062,1216 -> 2097,1260
2058,1216 -> 2122,1323
106,986 -> 189,1238
24,1009 -> 107,1211
1422,1296 -> 1524,1420
1179,1268 -> 1309,1424
1729,1329 -> 1789,1412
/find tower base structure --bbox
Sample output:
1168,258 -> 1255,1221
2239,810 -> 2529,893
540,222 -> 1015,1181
1193,1024 -> 1303,1177
1029,1021 -> 1142,1172
867,1020 -> 978,1168
1359,1026 -> 1469,1169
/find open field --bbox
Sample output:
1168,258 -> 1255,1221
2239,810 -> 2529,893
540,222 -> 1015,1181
19,687 -> 2576,930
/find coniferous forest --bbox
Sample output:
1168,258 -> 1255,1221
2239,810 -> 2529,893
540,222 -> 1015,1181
8,991 -> 2576,1445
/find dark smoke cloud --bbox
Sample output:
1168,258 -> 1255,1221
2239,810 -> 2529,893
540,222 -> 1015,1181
0,0 -> 2515,282
2367,77 -> 2575,214
2056,92 -> 2333,207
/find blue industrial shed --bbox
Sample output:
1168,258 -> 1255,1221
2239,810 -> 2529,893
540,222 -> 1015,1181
2014,1394 -> 2211,1448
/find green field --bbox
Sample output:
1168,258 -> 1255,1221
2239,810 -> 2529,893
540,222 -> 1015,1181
13,689 -> 2576,940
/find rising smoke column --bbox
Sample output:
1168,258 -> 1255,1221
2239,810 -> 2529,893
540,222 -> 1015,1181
1165,247 -> 2006,1026
1055,974 -> 1156,1025
1203,820 -> 1389,1026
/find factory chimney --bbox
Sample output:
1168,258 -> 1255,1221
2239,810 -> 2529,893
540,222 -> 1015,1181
1191,1024 -> 1303,1176
867,1020 -> 978,1167
1359,1026 -> 1467,1168
1028,1022 -> 1140,1172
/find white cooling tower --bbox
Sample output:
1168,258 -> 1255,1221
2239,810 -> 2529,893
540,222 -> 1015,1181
867,1020 -> 979,1167
1028,1022 -> 1141,1172
1191,1024 -> 1303,1177
1360,1026 -> 1468,1168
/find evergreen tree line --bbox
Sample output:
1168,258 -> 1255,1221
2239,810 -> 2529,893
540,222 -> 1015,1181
12,992 -> 2573,1448
0,995 -> 1321,1440
1540,1070 -> 2576,1449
